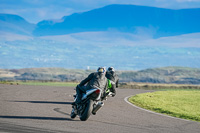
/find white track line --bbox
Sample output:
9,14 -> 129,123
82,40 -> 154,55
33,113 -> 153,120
124,95 -> 192,122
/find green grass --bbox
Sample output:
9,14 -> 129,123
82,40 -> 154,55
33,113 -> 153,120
129,90 -> 200,122
21,82 -> 78,87
0,81 -> 78,87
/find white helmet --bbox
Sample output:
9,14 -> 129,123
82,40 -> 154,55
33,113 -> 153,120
108,67 -> 115,72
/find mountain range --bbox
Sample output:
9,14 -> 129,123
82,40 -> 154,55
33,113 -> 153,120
1,4 -> 200,38
33,5 -> 200,38
0,4 -> 200,70
0,14 -> 35,35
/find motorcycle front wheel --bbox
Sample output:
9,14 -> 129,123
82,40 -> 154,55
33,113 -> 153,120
70,108 -> 77,119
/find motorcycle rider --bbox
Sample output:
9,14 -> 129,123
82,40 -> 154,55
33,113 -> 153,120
72,67 -> 108,105
105,67 -> 119,97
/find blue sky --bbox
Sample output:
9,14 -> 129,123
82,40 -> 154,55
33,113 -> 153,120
1,0 -> 200,23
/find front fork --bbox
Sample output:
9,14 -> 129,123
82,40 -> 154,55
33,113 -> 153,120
72,97 -> 88,115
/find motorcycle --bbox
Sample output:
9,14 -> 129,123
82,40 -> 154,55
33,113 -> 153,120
70,80 -> 114,121
70,86 -> 105,121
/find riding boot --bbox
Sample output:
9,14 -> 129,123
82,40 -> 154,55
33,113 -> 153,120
72,86 -> 82,105
110,83 -> 116,97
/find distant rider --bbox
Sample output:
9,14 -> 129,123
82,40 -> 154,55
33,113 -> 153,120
105,67 -> 119,97
72,67 -> 108,105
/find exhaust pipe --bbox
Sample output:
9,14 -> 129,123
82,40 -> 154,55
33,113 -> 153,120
92,101 -> 104,115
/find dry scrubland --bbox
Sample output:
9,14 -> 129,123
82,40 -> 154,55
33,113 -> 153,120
119,82 -> 200,90
1,67 -> 200,84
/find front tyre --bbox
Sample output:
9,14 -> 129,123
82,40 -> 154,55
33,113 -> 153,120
70,108 -> 77,119
80,99 -> 93,121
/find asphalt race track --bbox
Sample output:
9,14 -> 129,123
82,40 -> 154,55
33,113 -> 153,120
0,84 -> 199,133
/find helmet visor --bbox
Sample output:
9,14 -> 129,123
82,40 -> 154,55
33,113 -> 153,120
98,68 -> 105,73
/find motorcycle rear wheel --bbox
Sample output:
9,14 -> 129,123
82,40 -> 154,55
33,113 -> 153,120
80,99 -> 93,121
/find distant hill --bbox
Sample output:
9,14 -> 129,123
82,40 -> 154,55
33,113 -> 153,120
33,4 -> 200,38
119,67 -> 200,84
1,67 -> 200,84
0,14 -> 35,35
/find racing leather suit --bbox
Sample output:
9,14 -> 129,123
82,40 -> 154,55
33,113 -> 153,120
75,72 -> 108,104
105,71 -> 119,96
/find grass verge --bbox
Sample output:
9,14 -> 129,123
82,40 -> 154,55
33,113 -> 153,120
0,81 -> 78,87
129,90 -> 200,122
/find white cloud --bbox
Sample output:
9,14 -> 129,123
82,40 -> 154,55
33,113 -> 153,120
0,31 -> 33,41
39,31 -> 200,48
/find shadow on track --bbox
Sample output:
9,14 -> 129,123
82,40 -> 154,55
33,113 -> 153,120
0,115 -> 78,121
53,108 -> 71,116
9,101 -> 73,105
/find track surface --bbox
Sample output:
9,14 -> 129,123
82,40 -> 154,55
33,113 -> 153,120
0,84 -> 199,133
